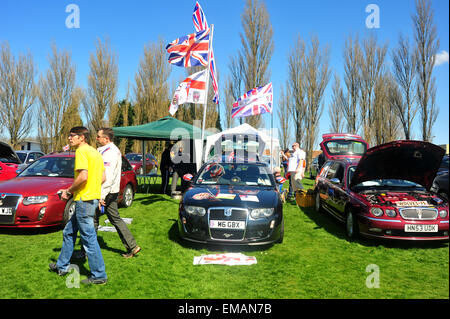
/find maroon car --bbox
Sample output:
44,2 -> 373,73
125,153 -> 158,175
314,140 -> 449,241
0,152 -> 137,228
310,133 -> 369,178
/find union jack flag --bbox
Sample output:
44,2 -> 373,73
166,29 -> 210,67
231,83 -> 273,119
192,1 -> 219,104
193,1 -> 208,32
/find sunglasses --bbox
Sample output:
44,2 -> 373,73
68,133 -> 80,138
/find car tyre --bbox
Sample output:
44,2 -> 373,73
120,184 -> 134,208
277,219 -> 284,244
314,191 -> 323,213
62,198 -> 75,226
345,209 -> 359,241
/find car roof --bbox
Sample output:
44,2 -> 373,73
205,157 -> 269,167
42,152 -> 75,158
328,157 -> 360,166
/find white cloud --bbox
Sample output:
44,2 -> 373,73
434,50 -> 449,67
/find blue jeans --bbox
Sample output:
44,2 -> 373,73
56,199 -> 107,280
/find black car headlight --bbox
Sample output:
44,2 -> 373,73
23,196 -> 48,206
185,205 -> 206,216
250,208 -> 274,219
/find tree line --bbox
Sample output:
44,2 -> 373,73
0,0 -> 441,169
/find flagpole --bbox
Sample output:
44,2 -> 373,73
200,24 -> 213,164
270,97 -> 274,172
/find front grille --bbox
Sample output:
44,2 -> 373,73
209,208 -> 247,221
210,229 -> 245,240
208,207 -> 248,241
0,193 -> 21,224
399,208 -> 438,220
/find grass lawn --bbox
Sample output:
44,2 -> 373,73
0,176 -> 448,299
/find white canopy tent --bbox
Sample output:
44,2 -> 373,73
203,123 -> 280,171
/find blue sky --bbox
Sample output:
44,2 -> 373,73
1,0 -> 448,147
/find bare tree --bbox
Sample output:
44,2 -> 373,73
37,44 -> 77,152
329,74 -> 346,133
0,42 -> 36,148
413,0 -> 439,141
358,35 -> 388,144
133,38 -> 171,154
134,38 -> 171,125
391,34 -> 418,140
303,37 -> 331,169
277,83 -> 291,150
59,87 -> 84,145
237,0 -> 274,127
83,38 -> 118,132
342,35 -> 362,134
288,35 -> 306,147
372,72 -> 401,145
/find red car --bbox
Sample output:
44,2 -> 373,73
0,152 -> 137,228
125,153 -> 158,175
310,133 -> 369,178
314,140 -> 449,241
0,141 -> 21,181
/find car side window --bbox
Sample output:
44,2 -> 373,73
122,156 -> 132,172
320,161 -> 332,177
325,162 -> 338,180
334,164 -> 344,184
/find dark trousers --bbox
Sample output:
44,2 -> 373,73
94,193 -> 138,252
160,169 -> 171,195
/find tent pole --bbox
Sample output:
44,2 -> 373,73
142,140 -> 145,175
200,24 -> 214,165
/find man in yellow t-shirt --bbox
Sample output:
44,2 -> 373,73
49,126 -> 108,285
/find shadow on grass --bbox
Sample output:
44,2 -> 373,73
48,254 -> 92,277
167,219 -> 275,253
0,225 -> 62,236
297,201 -> 448,250
134,194 -> 179,206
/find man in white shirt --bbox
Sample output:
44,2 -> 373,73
95,128 -> 141,258
287,142 -> 305,199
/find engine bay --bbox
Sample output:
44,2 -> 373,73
359,190 -> 445,206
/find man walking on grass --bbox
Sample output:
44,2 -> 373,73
95,128 -> 141,258
49,126 -> 107,285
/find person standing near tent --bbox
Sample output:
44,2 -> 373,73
95,128 -> 141,259
286,142 -> 306,200
50,126 -> 107,285
160,142 -> 174,195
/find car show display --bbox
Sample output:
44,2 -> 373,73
314,140 -> 449,241
0,152 -> 137,228
178,157 -> 284,245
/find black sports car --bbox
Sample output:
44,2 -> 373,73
178,159 -> 284,245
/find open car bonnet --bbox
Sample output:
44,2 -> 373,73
349,140 -> 445,190
0,141 -> 21,165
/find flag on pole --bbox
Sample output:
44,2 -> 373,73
231,82 -> 273,119
193,1 -> 209,32
166,29 -> 210,67
169,69 -> 208,116
192,2 -> 219,104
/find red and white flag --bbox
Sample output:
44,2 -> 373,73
62,144 -> 70,151
192,2 -> 219,105
169,69 -> 207,116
